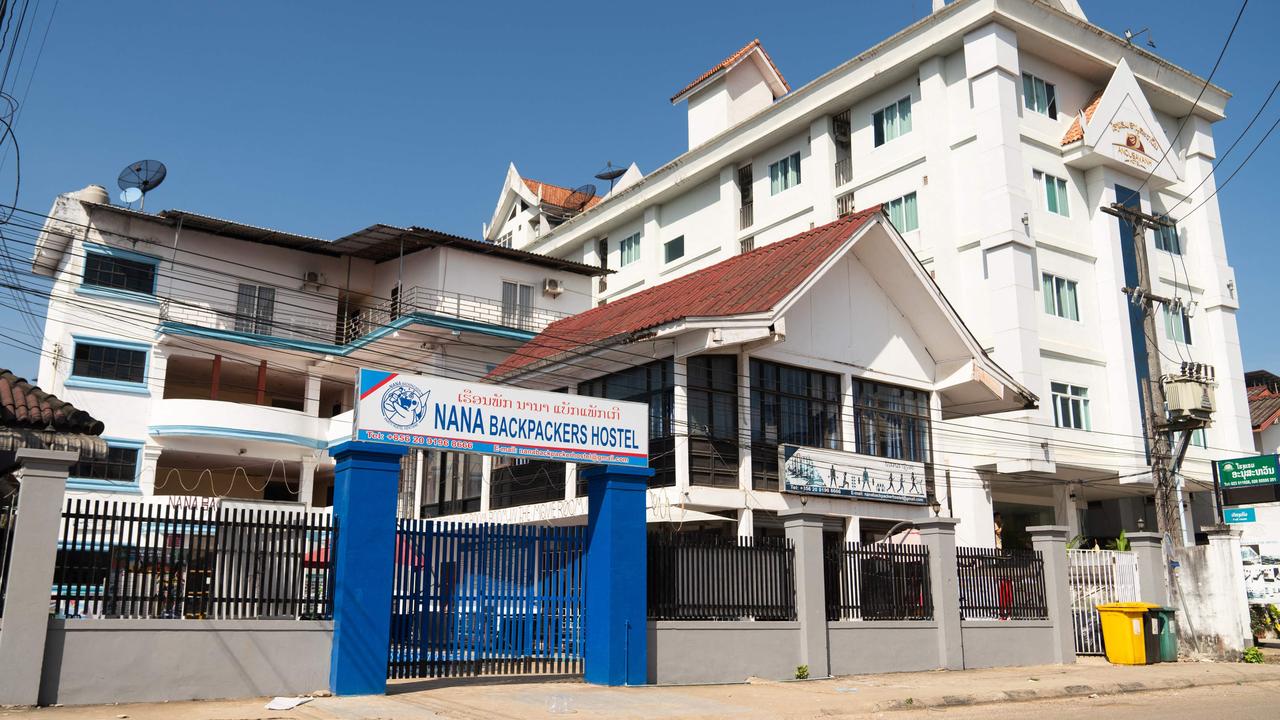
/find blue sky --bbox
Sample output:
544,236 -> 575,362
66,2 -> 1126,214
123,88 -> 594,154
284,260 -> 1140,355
2,0 -> 1277,382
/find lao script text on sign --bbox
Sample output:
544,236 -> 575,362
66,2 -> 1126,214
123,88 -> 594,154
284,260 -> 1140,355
1217,455 -> 1280,489
780,445 -> 927,505
355,369 -> 649,468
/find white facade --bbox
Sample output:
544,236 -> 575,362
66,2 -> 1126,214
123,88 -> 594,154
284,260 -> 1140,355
482,0 -> 1253,545
30,186 -> 597,510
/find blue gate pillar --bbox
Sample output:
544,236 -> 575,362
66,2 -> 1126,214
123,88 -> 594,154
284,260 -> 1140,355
328,440 -> 407,696
584,464 -> 654,686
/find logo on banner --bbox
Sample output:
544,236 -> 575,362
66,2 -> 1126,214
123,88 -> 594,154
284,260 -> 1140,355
380,382 -> 430,429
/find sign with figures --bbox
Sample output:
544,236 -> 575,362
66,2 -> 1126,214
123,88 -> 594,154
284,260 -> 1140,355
780,445 -> 927,505
354,368 -> 649,467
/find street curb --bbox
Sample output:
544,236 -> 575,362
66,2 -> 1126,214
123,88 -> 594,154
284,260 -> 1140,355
874,670 -> 1280,712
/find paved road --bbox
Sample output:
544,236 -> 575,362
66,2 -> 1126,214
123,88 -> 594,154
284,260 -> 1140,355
892,681 -> 1280,720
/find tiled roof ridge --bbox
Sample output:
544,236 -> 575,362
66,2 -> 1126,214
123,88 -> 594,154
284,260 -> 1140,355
1061,90 -> 1105,146
670,38 -> 790,104
489,207 -> 881,378
0,369 -> 105,434
522,178 -> 603,209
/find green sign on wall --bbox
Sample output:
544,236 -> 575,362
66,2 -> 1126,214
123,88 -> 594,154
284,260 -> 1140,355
1217,455 -> 1280,489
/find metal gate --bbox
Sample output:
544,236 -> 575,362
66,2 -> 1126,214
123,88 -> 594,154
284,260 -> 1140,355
388,520 -> 585,679
1068,549 -> 1141,655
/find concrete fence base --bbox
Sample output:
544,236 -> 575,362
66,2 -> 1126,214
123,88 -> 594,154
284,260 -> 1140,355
38,619 -> 333,706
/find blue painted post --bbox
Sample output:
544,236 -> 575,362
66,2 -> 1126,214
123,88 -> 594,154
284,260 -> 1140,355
328,440 -> 407,696
583,464 -> 654,686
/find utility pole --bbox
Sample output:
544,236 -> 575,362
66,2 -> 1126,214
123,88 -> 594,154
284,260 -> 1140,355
1101,202 -> 1187,547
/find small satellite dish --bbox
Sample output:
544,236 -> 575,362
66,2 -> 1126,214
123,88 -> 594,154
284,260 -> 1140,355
562,184 -> 598,213
117,160 -> 167,210
594,161 -> 626,191
120,187 -> 143,204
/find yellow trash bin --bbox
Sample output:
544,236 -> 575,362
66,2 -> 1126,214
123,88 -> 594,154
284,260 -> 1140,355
1097,602 -> 1159,665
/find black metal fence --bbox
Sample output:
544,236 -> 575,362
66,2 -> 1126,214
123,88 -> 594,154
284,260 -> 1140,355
0,486 -> 17,617
955,546 -> 1048,620
51,498 -> 335,620
647,533 -> 796,621
824,542 -> 932,621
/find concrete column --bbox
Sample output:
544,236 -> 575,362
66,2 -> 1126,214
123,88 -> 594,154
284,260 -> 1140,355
643,205 -> 661,276
413,449 -> 426,518
917,517 -> 962,670
737,506 -> 754,539
479,453 -> 493,512
1127,531 -> 1168,606
737,349 -> 752,493
673,356 -> 690,495
1203,526 -> 1250,653
584,464 -> 654,686
780,510 -> 829,679
298,456 -> 317,507
1053,483 -> 1081,538
843,516 -> 860,544
304,374 -> 322,417
808,115 -> 837,225
137,444 -> 163,497
1028,525 -> 1076,665
0,449 -> 78,706
718,164 -> 739,256
328,440 -> 407,696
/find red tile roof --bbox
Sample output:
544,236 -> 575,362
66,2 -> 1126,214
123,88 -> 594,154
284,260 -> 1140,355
490,207 -> 881,379
523,179 -> 602,210
670,39 -> 790,104
1061,91 -> 1104,146
0,369 -> 103,435
1251,389 -> 1280,432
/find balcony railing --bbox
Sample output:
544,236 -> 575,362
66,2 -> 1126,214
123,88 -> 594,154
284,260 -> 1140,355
739,202 -> 754,229
834,157 -> 853,187
160,284 -> 572,347
338,285 -> 571,343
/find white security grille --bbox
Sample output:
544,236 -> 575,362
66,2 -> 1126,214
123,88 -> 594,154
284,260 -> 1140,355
1068,549 -> 1141,655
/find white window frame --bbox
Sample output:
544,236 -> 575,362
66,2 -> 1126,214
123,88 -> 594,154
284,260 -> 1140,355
619,232 -> 641,266
1021,72 -> 1057,119
1051,382 -> 1091,431
1041,272 -> 1080,321
501,280 -> 533,329
885,191 -> 919,232
664,236 -> 685,264
1154,217 -> 1182,255
769,152 -> 801,195
1042,172 -> 1069,217
1163,304 -> 1193,345
873,96 -> 912,147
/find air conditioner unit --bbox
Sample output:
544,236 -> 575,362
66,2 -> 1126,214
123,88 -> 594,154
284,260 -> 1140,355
543,278 -> 564,297
1164,375 -> 1215,423
302,271 -> 323,285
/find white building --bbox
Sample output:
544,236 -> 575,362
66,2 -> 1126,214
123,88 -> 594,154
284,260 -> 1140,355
479,0 -> 1254,547
30,184 -> 602,512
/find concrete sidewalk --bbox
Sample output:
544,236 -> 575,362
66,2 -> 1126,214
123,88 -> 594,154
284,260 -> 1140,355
11,658 -> 1280,719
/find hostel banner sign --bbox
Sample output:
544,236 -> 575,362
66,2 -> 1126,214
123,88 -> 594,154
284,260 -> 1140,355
780,445 -> 927,505
354,369 -> 649,468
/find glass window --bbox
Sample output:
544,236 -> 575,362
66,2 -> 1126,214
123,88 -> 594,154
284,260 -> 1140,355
71,446 -> 140,483
82,253 -> 156,295
72,342 -> 147,384
750,359 -> 841,491
1163,304 -> 1192,345
501,281 -> 533,330
852,379 -> 931,463
1021,72 -> 1058,119
688,356 -> 740,488
1051,382 -> 1091,430
769,152 -> 802,195
620,232 -> 641,266
873,96 -> 912,147
579,359 -> 676,488
1154,217 -> 1182,254
664,236 -> 685,264
235,284 -> 276,335
1044,173 -> 1069,217
886,192 -> 919,232
1041,273 -> 1080,321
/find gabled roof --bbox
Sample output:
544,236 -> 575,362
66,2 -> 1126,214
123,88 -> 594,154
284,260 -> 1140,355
490,208 -> 881,378
0,369 -> 107,460
1250,390 -> 1280,433
1061,90 -> 1103,146
670,38 -> 790,104
522,179 -> 602,210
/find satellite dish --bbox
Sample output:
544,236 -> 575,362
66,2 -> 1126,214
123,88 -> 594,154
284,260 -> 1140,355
117,160 -> 167,211
562,184 -> 598,213
120,187 -> 143,204
594,161 -> 626,191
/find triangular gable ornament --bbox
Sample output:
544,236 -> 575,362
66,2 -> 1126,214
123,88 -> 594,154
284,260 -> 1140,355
1071,59 -> 1182,185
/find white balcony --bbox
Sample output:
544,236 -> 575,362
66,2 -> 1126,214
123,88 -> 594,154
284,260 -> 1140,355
149,398 -> 326,453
